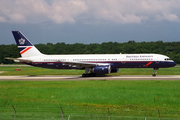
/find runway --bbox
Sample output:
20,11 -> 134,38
0,75 -> 180,81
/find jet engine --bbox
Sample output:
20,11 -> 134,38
91,65 -> 111,74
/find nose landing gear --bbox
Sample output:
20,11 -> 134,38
152,68 -> 159,76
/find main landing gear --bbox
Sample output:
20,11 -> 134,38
152,68 -> 159,76
82,67 -> 96,77
82,73 -> 96,77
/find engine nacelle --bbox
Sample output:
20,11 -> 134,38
111,68 -> 119,73
91,65 -> 111,74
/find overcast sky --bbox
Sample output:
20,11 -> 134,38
1,0 -> 180,44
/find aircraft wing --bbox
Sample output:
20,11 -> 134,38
61,61 -> 98,68
5,57 -> 32,63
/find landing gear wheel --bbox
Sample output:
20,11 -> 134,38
152,74 -> 156,76
82,73 -> 96,77
82,74 -> 86,77
82,74 -> 89,77
89,73 -> 96,77
92,73 -> 96,77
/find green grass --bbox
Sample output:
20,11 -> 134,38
0,81 -> 180,119
0,66 -> 180,119
0,66 -> 180,76
0,66 -> 84,76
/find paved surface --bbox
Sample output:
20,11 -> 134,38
0,75 -> 180,81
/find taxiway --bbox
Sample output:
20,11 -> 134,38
0,75 -> 180,81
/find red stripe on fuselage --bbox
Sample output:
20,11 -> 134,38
20,47 -> 32,55
145,62 -> 153,66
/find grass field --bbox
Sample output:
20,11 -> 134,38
0,66 -> 180,119
1,80 -> 180,119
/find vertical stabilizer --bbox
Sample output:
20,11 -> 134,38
12,31 -> 42,57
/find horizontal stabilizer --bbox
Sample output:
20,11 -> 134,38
5,57 -> 32,63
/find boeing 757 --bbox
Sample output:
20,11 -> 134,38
6,31 -> 176,77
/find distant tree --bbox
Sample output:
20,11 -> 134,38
1,41 -> 180,64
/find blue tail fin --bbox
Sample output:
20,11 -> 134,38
12,31 -> 33,46
12,31 -> 42,57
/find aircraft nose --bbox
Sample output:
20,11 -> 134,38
169,61 -> 176,67
172,62 -> 176,67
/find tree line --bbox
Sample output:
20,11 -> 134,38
0,40 -> 180,64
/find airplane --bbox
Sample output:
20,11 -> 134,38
6,31 -> 176,77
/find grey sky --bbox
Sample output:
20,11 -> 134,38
1,0 -> 180,44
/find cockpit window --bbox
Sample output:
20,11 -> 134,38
165,58 -> 172,61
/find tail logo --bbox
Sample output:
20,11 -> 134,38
19,38 -> 25,45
